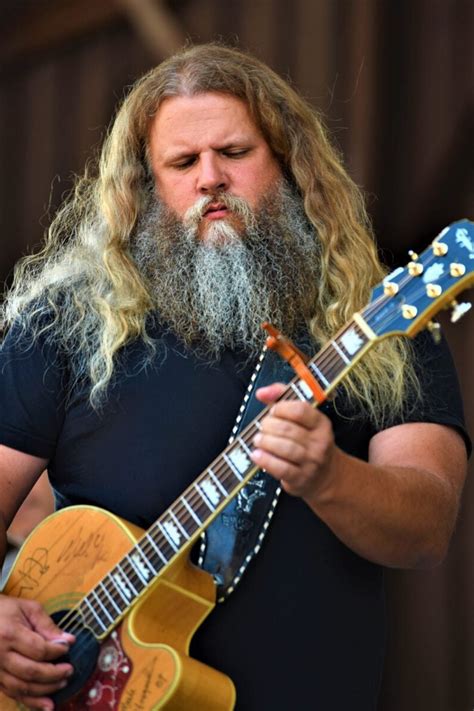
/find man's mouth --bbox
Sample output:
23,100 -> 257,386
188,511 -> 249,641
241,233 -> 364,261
203,203 -> 229,219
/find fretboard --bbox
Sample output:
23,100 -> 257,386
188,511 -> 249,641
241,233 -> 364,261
77,316 -> 373,638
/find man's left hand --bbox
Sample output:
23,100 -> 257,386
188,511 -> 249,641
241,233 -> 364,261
250,382 -> 335,500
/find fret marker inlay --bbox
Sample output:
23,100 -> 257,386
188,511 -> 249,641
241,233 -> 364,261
297,379 -> 313,400
131,552 -> 153,580
228,447 -> 250,474
162,521 -> 181,547
112,572 -> 133,601
340,329 -> 364,355
201,479 -> 220,507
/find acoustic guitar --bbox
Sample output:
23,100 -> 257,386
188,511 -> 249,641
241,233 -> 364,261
1,219 -> 473,710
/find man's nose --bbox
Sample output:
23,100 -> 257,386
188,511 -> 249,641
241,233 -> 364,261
196,154 -> 228,193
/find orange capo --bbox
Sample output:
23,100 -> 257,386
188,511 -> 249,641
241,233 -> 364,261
262,322 -> 327,405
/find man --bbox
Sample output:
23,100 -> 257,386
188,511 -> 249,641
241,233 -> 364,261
0,44 -> 469,710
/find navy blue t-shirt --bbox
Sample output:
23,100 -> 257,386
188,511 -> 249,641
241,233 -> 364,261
0,321 -> 469,710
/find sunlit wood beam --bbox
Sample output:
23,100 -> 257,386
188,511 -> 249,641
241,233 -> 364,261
118,0 -> 186,59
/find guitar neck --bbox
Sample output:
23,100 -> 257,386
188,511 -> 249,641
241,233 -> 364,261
77,316 -> 374,638
63,218 -> 474,639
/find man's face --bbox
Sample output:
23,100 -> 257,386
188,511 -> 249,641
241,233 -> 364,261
148,92 -> 282,238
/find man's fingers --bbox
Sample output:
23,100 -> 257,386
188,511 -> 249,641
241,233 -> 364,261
251,447 -> 296,477
0,665 -> 70,692
255,383 -> 287,404
22,599 -> 75,647
253,432 -> 305,464
5,621 -> 73,665
2,649 -> 72,685
0,686 -> 56,711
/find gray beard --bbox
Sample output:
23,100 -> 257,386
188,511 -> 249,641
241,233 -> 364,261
130,181 -> 321,358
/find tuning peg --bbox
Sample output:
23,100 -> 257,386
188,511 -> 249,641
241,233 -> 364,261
450,300 -> 472,323
402,305 -> 417,319
408,261 -> 424,276
450,263 -> 466,278
427,321 -> 442,344
433,242 -> 448,256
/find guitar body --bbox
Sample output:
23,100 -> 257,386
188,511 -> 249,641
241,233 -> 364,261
1,506 -> 236,711
1,220 -> 472,710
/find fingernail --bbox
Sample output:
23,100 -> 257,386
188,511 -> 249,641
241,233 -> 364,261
52,634 -> 72,644
253,433 -> 262,445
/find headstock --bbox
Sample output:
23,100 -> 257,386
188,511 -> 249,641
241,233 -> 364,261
365,219 -> 474,340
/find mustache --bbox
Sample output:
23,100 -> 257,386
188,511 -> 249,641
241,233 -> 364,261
183,193 -> 256,229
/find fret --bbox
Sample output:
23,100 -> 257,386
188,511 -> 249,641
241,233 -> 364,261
169,509 -> 192,539
120,562 -> 145,595
82,596 -> 108,633
290,381 -> 308,401
237,436 -> 253,458
110,575 -> 131,605
99,581 -> 123,616
297,379 -> 315,400
331,340 -> 350,365
195,481 -> 217,511
145,532 -> 169,565
207,467 -> 229,498
133,546 -> 158,576
181,495 -> 203,527
339,323 -> 367,356
158,521 -> 179,552
190,495 -> 213,522
154,528 -> 180,558
127,551 -> 154,585
309,361 -> 330,387
90,589 -> 114,625
112,565 -> 137,600
228,445 -> 252,476
223,452 -> 244,481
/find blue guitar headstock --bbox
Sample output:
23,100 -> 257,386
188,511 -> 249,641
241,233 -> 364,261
364,219 -> 474,339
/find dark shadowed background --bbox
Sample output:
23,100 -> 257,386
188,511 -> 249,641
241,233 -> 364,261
0,1 -> 472,709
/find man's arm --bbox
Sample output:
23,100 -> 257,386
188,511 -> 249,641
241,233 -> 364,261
0,445 -> 74,711
251,384 -> 467,569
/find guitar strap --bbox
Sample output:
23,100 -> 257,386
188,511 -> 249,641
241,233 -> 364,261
198,331 -> 314,602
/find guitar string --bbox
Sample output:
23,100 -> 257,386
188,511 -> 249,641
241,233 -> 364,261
52,278 -> 434,637
54,287 -> 442,639
80,249 -> 449,619
50,324 -> 383,639
53,246 -> 453,640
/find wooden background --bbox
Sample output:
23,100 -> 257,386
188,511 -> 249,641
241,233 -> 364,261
0,1 -> 472,708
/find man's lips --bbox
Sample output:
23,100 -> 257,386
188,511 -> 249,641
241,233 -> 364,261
203,203 -> 229,219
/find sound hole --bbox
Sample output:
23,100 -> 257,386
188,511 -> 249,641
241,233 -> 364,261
50,609 -> 99,705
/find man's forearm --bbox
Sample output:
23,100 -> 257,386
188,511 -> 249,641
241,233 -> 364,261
305,446 -> 463,569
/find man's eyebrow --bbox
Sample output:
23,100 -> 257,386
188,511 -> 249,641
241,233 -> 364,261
162,138 -> 255,162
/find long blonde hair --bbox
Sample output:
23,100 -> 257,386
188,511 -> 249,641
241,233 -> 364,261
3,43 -> 417,422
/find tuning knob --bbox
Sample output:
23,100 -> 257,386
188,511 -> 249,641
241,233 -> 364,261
408,261 -> 424,276
427,321 -> 442,344
450,300 -> 472,323
433,242 -> 448,256
402,304 -> 418,319
426,283 -> 442,298
450,263 -> 466,278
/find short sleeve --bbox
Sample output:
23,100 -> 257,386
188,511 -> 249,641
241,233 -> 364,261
401,330 -> 471,456
0,326 -> 66,459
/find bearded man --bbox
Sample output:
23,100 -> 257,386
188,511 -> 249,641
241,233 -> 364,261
0,44 -> 469,711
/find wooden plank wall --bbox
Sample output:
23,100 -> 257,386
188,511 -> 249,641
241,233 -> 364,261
0,1 -> 472,709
